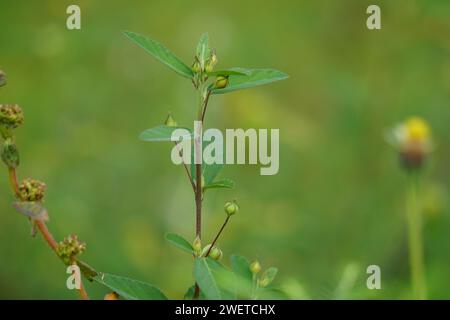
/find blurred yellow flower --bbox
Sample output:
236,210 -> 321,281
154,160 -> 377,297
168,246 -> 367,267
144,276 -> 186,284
387,116 -> 433,170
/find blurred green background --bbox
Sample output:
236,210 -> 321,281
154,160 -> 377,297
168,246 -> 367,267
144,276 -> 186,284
0,0 -> 449,299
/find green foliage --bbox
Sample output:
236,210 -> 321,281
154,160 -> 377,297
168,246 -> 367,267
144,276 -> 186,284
196,33 -> 211,70
165,233 -> 194,254
230,255 -> 253,281
211,69 -> 288,94
139,125 -> 192,142
123,31 -> 194,79
203,178 -> 235,190
194,258 -> 223,300
94,273 -> 168,300
207,68 -> 251,76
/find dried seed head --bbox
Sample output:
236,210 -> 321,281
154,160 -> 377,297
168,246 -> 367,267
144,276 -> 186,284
0,104 -> 24,129
56,234 -> 87,265
18,178 -> 46,202
0,70 -> 6,87
1,138 -> 20,168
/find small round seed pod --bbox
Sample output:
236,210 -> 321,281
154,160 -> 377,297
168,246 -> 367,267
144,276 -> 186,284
0,104 -> 24,129
224,200 -> 239,216
250,260 -> 262,275
209,246 -> 223,261
1,138 -> 19,168
214,76 -> 229,89
18,178 -> 46,202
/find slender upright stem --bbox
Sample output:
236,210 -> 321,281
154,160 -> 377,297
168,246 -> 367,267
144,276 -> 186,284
205,216 -> 230,257
406,172 -> 427,299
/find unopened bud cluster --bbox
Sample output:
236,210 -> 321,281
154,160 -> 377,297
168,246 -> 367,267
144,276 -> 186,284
1,138 -> 19,168
192,237 -> 223,261
0,104 -> 24,130
0,70 -> 6,87
56,234 -> 86,265
18,178 -> 46,202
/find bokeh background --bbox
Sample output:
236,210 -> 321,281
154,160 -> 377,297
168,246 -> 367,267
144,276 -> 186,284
0,0 -> 449,299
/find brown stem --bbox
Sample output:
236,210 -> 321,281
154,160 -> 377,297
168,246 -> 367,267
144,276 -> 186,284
35,220 -> 58,251
6,166 -> 90,299
205,215 -> 230,257
201,90 -> 212,123
8,167 -> 19,196
174,142 -> 195,192
195,164 -> 202,238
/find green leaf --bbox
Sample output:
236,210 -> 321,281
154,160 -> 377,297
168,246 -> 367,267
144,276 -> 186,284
94,273 -> 168,300
13,202 -> 48,222
165,233 -> 194,254
139,125 -> 192,142
124,31 -> 194,79
212,68 -> 288,94
184,285 -> 206,300
196,33 -> 211,70
194,258 -> 222,300
77,260 -> 98,281
230,255 -> 253,281
204,178 -> 235,190
262,267 -> 278,285
207,68 -> 251,77
229,255 -> 254,298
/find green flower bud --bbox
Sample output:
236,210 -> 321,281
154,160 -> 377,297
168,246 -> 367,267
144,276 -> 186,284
1,138 -> 19,168
19,178 -> 46,202
224,200 -> 239,216
202,243 -> 221,258
214,76 -> 229,89
56,234 -> 86,265
0,70 -> 6,87
205,50 -> 218,73
209,246 -> 223,261
0,104 -> 24,129
193,236 -> 202,257
165,113 -> 177,127
250,260 -> 262,275
192,61 -> 201,73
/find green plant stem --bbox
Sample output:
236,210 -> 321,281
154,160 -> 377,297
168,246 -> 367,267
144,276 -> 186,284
205,215 -> 230,257
406,172 -> 427,299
